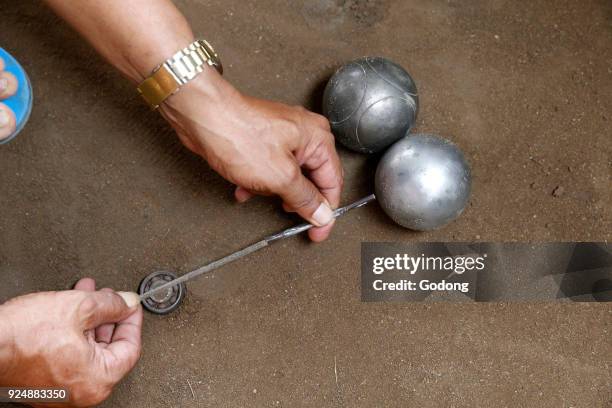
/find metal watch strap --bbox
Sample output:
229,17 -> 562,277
137,39 -> 222,109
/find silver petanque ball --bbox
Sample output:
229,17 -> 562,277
375,134 -> 471,231
323,56 -> 418,154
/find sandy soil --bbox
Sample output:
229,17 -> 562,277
0,0 -> 611,406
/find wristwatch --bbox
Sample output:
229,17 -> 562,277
137,39 -> 223,109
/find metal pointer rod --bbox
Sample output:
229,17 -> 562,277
139,194 -> 376,301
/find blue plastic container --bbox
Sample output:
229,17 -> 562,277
0,47 -> 33,145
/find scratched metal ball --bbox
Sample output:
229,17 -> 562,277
375,134 -> 471,231
323,56 -> 418,154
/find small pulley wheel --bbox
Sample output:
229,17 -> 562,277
138,270 -> 186,315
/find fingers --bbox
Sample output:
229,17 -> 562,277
74,277 -> 96,291
308,220 -> 336,242
0,71 -> 18,99
302,129 -> 343,209
77,290 -> 139,330
0,102 -> 16,141
73,277 -> 143,380
95,288 -> 117,345
284,118 -> 343,240
276,163 -> 335,228
74,278 -> 97,342
302,131 -> 343,241
267,111 -> 343,240
105,301 -> 143,378
234,186 -> 255,203
73,279 -> 126,345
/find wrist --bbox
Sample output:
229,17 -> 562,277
126,34 -> 196,84
170,66 -> 229,106
136,39 -> 223,109
159,67 -> 241,128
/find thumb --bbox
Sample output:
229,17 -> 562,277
78,291 -> 140,330
278,170 -> 335,227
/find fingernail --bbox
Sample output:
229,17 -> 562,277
0,110 -> 9,128
0,78 -> 7,93
117,291 -> 141,308
312,202 -> 334,226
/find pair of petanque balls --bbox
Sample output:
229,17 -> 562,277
322,57 -> 471,231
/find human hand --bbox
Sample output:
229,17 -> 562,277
0,278 -> 143,407
39,0 -> 345,240
0,56 -> 19,140
159,70 -> 344,242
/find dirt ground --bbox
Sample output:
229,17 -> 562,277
1,0 -> 611,406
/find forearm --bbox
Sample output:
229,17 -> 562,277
42,0 -> 196,83
43,0 -> 230,124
